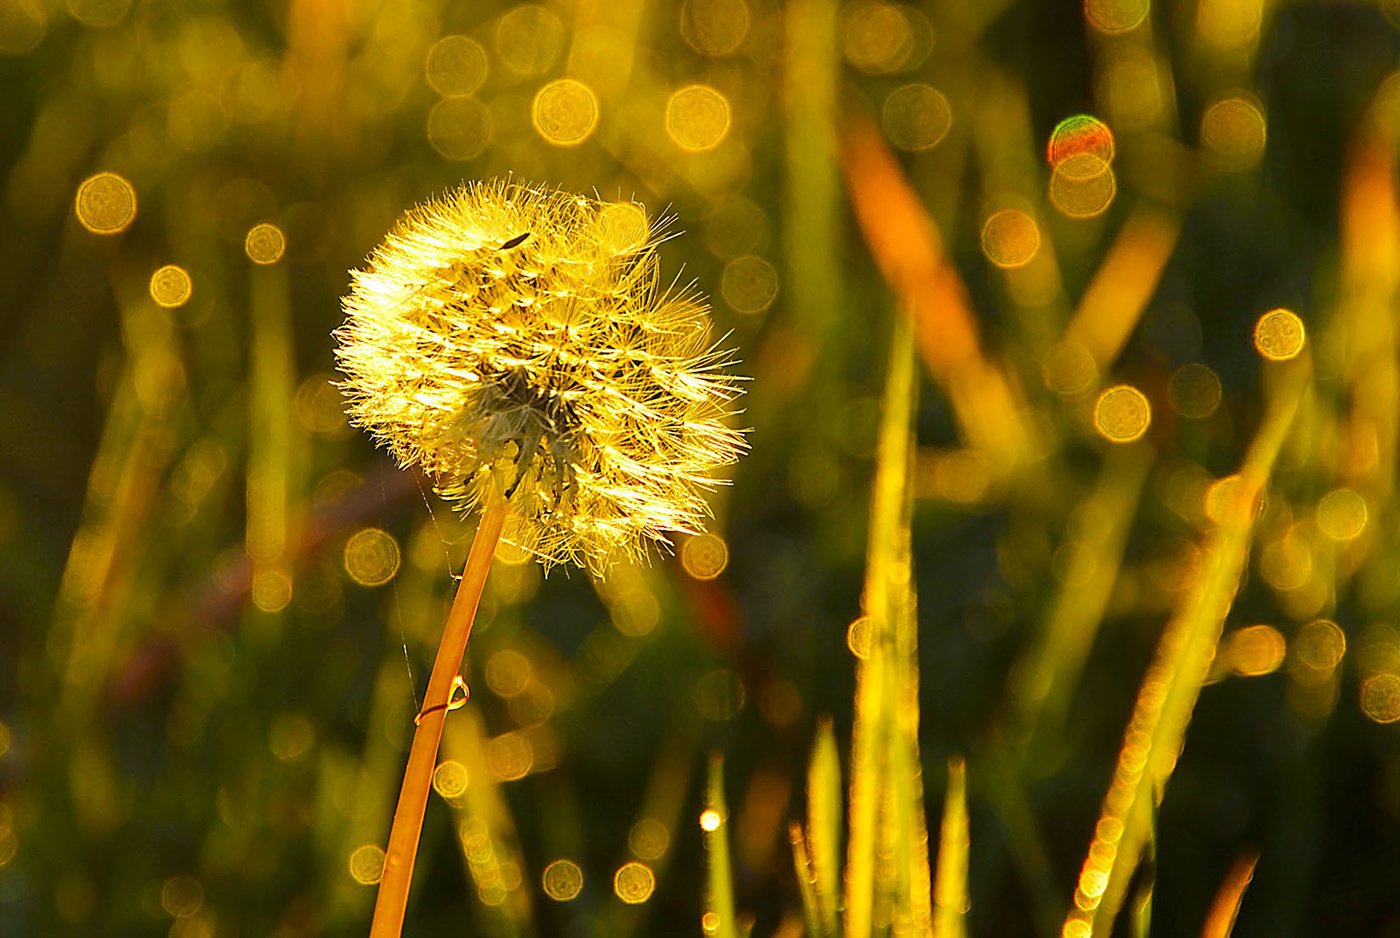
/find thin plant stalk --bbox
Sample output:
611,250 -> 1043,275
370,498 -> 508,937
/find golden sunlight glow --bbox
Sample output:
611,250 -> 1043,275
343,527 -> 401,587
1168,363 -> 1222,419
881,83 -> 952,152
149,265 -> 193,308
595,201 -> 650,254
75,172 -> 136,234
1316,488 -> 1368,541
244,222 -> 285,264
699,808 -> 723,832
542,859 -> 584,901
1085,0 -> 1149,34
1225,625 -> 1287,676
680,0 -> 750,56
427,97 -> 491,160
432,759 -> 469,799
1202,94 -> 1267,170
666,85 -> 731,151
1252,308 -> 1305,361
613,861 -> 656,903
425,36 -> 488,96
980,209 -> 1040,269
532,79 -> 599,146
1360,673 -> 1400,724
629,818 -> 671,860
682,533 -> 730,580
1093,384 -> 1151,443
348,845 -> 386,885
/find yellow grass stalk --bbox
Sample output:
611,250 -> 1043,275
806,718 -> 842,935
845,309 -> 924,936
1063,360 -> 1307,938
370,499 -> 506,937
932,757 -> 969,938
705,754 -> 738,938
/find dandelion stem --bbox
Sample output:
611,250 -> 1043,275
370,498 -> 508,937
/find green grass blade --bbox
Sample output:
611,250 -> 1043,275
1064,360 -> 1309,938
705,754 -> 737,938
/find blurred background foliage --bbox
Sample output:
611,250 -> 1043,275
2,0 -> 1400,935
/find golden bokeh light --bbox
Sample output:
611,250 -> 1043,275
1048,114 -> 1115,167
432,759 -> 469,799
720,255 -> 778,314
682,533 -> 730,580
981,208 -> 1040,269
1316,488 -> 1368,541
1168,363 -> 1222,419
1092,384 -> 1151,443
847,616 -> 873,659
244,222 -> 285,265
0,0 -> 45,54
495,4 -> 565,76
1049,153 -> 1117,219
68,0 -> 130,29
881,83 -> 951,152
1042,341 -> 1099,398
427,96 -> 491,160
75,171 -> 136,234
698,808 -> 722,832
268,713 -> 314,761
1357,624 -> 1400,677
296,375 -> 349,436
629,818 -> 670,860
149,265 -> 193,308
613,861 -> 656,904
532,78 -> 599,146
1203,474 -> 1266,525
840,0 -> 931,74
1202,95 -> 1266,170
343,527 -> 401,587
542,859 -> 584,901
1258,529 -> 1312,592
927,449 -> 991,504
704,195 -> 768,259
1196,0 -> 1263,52
693,668 -> 745,720
425,35 -> 488,96
349,845 -> 385,885
161,875 -> 204,918
485,649 -> 532,697
1085,0 -> 1149,34
680,0 -> 750,56
250,568 -> 292,613
665,85 -> 731,151
1360,673 -> 1400,724
1292,619 -> 1347,680
1252,308 -> 1305,361
486,731 -> 534,781
1225,625 -> 1287,676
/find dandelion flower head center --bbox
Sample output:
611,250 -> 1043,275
335,179 -> 745,574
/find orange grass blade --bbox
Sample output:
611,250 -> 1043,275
370,499 -> 507,937
1063,361 -> 1307,938
841,113 -> 1033,466
1199,851 -> 1259,938
1063,209 -> 1181,372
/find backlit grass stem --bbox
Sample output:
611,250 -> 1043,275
370,498 -> 507,937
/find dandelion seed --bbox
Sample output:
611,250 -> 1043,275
335,178 -> 746,575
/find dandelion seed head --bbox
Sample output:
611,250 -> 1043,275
335,178 -> 746,575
